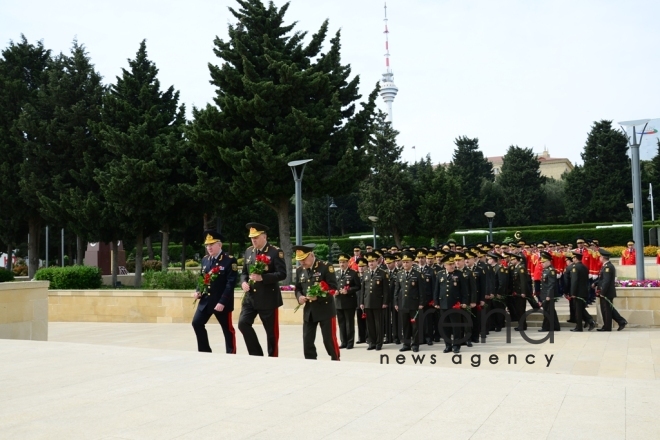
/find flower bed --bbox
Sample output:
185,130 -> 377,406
616,280 -> 660,288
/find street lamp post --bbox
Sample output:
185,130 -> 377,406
484,211 -> 496,242
620,120 -> 651,281
368,216 -> 378,248
327,196 -> 337,263
288,159 -> 313,246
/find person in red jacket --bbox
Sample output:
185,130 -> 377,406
621,241 -> 636,265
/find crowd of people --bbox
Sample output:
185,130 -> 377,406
190,224 -> 627,360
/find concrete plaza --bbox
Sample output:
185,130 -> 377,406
1,321 -> 660,439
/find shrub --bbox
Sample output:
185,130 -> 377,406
603,245 -> 659,258
142,270 -> 198,290
0,268 -> 15,282
142,260 -> 162,271
12,264 -> 28,276
237,258 -> 244,266
185,259 -> 200,268
34,266 -> 102,289
314,244 -> 329,261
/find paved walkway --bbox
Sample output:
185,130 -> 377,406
2,320 -> 660,439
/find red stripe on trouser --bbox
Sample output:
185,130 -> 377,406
228,312 -> 236,354
273,308 -> 279,357
331,317 -> 340,360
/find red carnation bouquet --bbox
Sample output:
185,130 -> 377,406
194,265 -> 221,306
249,254 -> 271,285
294,281 -> 336,312
452,301 -> 475,317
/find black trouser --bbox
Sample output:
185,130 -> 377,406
238,301 -> 279,357
471,305 -> 482,342
356,305 -> 367,342
568,296 -> 576,322
192,307 -> 236,353
382,305 -> 393,342
391,305 -> 401,342
601,298 -> 624,330
365,308 -> 383,346
513,296 -> 527,329
400,309 -> 419,347
574,297 -> 592,330
507,296 -> 519,323
490,298 -> 505,330
336,308 -> 355,347
540,298 -> 559,331
440,309 -> 463,348
303,318 -> 340,360
423,304 -> 437,341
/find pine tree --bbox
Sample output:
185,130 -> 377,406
189,0 -> 378,281
564,166 -> 590,223
0,36 -> 52,277
447,136 -> 494,228
498,146 -> 546,225
95,40 -> 187,285
357,112 -> 412,247
579,120 -> 630,222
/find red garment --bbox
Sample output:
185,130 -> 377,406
656,249 -> 660,265
588,250 -> 601,277
621,248 -> 635,265
348,256 -> 360,271
552,251 -> 565,274
532,260 -> 543,281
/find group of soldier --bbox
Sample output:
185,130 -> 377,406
191,223 -> 628,361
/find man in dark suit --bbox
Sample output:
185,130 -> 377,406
569,252 -> 595,331
508,253 -> 530,331
434,253 -> 469,353
294,245 -> 340,360
538,252 -> 560,332
596,249 -> 628,331
192,231 -> 238,353
239,222 -> 287,356
334,253 -> 360,349
382,253 -> 399,344
360,252 -> 390,350
394,251 -> 426,352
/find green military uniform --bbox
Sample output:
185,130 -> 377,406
434,254 -> 469,353
597,249 -> 626,331
334,254 -> 361,348
508,253 -> 529,331
360,253 -> 390,350
539,252 -> 560,332
393,251 -> 426,352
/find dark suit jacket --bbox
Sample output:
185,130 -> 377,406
360,267 -> 390,308
569,261 -> 589,299
197,251 -> 238,312
295,259 -> 338,322
598,260 -> 617,299
240,243 -> 287,310
433,268 -> 469,309
334,267 -> 360,310
394,268 -> 426,311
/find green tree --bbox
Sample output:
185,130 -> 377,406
189,0 -> 378,281
563,165 -> 590,223
447,136 -> 494,228
95,40 -> 187,285
358,112 -> 412,247
578,120 -> 631,222
416,156 -> 463,243
541,178 -> 567,224
498,146 -> 546,226
0,36 -> 52,277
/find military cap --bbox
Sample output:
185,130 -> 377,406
365,252 -> 379,262
564,252 -> 574,259
357,257 -> 368,267
593,239 -> 600,246
447,238 -> 457,244
537,243 -> 545,249
572,252 -> 583,260
464,251 -> 477,259
204,230 -> 224,245
453,251 -> 466,261
576,237 -> 586,244
353,245 -> 362,252
246,222 -> 269,238
442,244 -> 450,252
374,250 -> 383,258
540,251 -> 553,262
440,253 -> 456,264
627,240 -> 635,246
505,252 -> 523,261
486,252 -> 500,260
337,253 -> 351,262
599,248 -> 612,257
416,250 -> 427,258
383,253 -> 396,264
292,244 -> 316,261
395,253 -> 402,261
401,251 -> 415,261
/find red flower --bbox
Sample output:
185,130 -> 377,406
361,313 -> 367,319
328,289 -> 337,296
256,254 -> 271,264
204,273 -> 211,285
210,266 -> 220,274
320,281 -> 330,290
427,300 -> 434,307
452,301 -> 462,309
410,318 -> 416,323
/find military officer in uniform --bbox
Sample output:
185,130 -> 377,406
294,245 -> 340,360
569,252 -> 595,331
538,252 -> 560,332
596,249 -> 628,331
355,257 -> 368,344
334,253 -> 360,349
434,253 -> 469,353
359,252 -> 390,350
508,253 -> 530,331
394,251 -> 426,352
416,250 -> 436,345
383,253 -> 399,344
192,231 -> 238,353
239,223 -> 287,357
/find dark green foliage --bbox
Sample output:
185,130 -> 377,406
0,268 -> 15,282
358,112 -> 412,246
142,270 -> 197,290
447,136 -> 494,227
497,146 -> 546,225
34,266 -> 102,289
542,178 -> 567,224
189,0 -> 378,281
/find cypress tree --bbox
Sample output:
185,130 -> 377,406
498,146 -> 546,226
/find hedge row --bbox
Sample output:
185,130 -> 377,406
142,270 -> 198,290
0,268 -> 15,282
34,266 -> 102,289
601,246 -> 659,258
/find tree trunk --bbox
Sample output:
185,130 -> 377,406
274,197 -> 293,285
146,235 -> 154,260
161,224 -> 169,273
76,235 -> 84,265
181,236 -> 186,272
111,240 -> 119,287
135,231 -> 144,288
6,244 -> 13,271
28,217 -> 41,279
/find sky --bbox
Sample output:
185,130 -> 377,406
3,0 -> 660,165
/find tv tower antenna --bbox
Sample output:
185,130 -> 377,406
380,2 -> 398,125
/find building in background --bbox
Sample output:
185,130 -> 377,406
487,147 -> 573,180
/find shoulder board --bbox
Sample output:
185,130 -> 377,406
463,272 -> 467,278
328,265 -> 334,273
550,270 -> 555,275
247,246 -> 254,250
520,269 -> 524,273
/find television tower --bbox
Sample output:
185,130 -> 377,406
380,2 -> 398,125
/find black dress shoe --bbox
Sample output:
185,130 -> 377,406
596,328 -> 610,332
347,344 -> 354,349
452,346 -> 460,353
443,345 -> 452,353
339,344 -> 347,349
570,329 -> 583,332
383,339 -> 391,344
399,345 -> 411,352
514,327 -> 520,331
566,320 -> 576,323
412,346 -> 419,352
426,338 -> 433,346
618,321 -> 627,331
466,341 -> 473,347
538,329 -> 548,332
588,321 -> 596,331
433,337 -> 441,343
495,328 -> 501,332
367,344 -> 376,350
356,340 -> 365,344
376,344 -> 382,350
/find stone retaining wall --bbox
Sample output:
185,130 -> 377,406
0,281 -> 49,340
